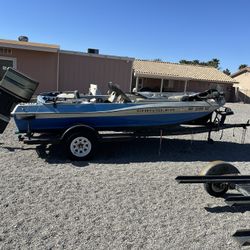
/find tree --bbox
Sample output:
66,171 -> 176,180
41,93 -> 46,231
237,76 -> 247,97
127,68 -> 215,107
153,58 -> 162,62
207,58 -> 220,69
179,59 -> 200,65
223,68 -> 231,75
179,58 -> 220,69
239,64 -> 247,70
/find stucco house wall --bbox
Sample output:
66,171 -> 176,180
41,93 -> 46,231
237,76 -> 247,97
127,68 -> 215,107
59,52 -> 133,94
0,49 -> 58,93
231,68 -> 250,103
0,39 -> 134,95
233,71 -> 250,94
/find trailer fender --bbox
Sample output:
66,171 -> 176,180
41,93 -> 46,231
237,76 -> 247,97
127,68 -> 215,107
60,124 -> 99,141
200,161 -> 240,197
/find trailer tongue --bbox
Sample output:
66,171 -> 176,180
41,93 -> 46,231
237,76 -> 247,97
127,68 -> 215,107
233,230 -> 250,246
176,175 -> 250,184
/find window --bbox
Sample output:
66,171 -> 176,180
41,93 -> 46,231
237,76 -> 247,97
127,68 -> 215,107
164,79 -> 174,89
0,48 -> 12,56
0,58 -> 16,80
168,80 -> 174,88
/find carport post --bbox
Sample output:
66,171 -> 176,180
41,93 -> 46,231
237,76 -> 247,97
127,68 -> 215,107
160,79 -> 164,93
184,80 -> 188,93
135,76 -> 139,91
56,51 -> 60,91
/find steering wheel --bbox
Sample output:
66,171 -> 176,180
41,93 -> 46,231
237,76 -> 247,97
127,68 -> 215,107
108,82 -> 131,103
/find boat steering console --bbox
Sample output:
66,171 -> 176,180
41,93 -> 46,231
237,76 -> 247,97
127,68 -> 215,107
108,82 -> 131,103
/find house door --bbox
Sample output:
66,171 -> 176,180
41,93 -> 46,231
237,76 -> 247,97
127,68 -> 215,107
0,58 -> 14,80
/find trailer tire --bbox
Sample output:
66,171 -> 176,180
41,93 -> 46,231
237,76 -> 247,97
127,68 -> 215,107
65,131 -> 97,161
200,161 -> 240,197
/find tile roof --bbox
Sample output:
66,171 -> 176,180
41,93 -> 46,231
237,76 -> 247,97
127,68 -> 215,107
133,60 -> 237,84
0,39 -> 59,53
231,67 -> 250,78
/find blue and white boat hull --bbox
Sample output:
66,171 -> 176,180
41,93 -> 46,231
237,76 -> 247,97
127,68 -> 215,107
12,101 -> 219,133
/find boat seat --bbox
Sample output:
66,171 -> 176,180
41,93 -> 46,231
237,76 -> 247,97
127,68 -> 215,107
167,95 -> 185,101
108,91 -> 117,103
57,93 -> 75,99
74,90 -> 80,99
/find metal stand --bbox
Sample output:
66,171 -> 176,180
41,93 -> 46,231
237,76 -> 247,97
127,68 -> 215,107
232,230 -> 250,246
176,161 -> 250,247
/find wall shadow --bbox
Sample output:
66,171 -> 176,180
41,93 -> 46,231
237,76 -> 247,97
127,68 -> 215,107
238,91 -> 250,104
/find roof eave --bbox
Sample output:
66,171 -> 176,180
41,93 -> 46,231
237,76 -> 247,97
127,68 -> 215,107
134,72 -> 238,84
60,50 -> 134,61
0,42 -> 59,53
231,70 -> 250,78
134,72 -> 192,81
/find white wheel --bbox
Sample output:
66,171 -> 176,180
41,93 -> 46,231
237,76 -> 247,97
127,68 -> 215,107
66,132 -> 97,160
70,136 -> 92,158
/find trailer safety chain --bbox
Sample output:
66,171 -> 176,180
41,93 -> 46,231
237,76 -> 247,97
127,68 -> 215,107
240,121 -> 249,144
241,127 -> 247,144
219,129 -> 224,140
158,129 -> 163,155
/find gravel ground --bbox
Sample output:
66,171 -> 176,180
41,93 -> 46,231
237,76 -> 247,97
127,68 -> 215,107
0,103 -> 250,250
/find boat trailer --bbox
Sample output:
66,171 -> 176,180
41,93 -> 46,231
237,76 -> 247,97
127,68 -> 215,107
17,108 -> 250,160
176,161 -> 250,246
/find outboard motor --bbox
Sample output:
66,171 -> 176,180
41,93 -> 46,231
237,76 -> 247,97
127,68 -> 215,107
0,68 -> 39,133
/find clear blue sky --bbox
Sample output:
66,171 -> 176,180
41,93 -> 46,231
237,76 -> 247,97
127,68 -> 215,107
1,0 -> 249,73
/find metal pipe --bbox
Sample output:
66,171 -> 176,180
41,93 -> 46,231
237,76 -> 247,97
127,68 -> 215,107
160,79 -> 164,93
184,80 -> 188,93
135,77 -> 139,91
56,51 -> 60,91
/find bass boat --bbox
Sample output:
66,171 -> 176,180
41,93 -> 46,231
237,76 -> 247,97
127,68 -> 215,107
12,83 -> 226,133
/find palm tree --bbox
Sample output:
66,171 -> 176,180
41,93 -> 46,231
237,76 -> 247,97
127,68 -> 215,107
239,64 -> 248,70
223,68 -> 231,76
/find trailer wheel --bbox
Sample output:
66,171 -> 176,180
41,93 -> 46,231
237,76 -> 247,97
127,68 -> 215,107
65,132 -> 97,160
200,161 -> 240,197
